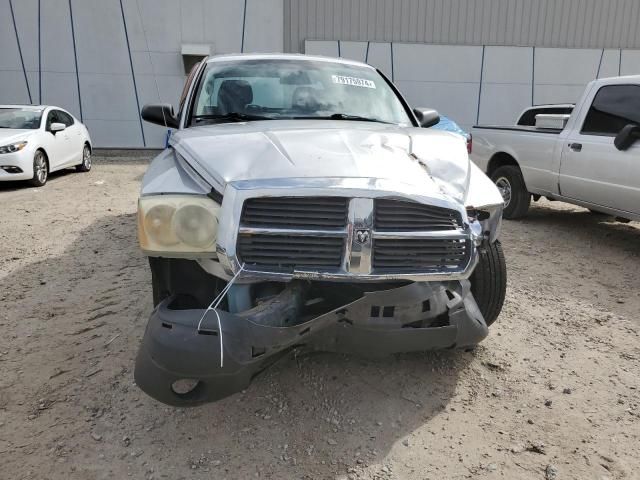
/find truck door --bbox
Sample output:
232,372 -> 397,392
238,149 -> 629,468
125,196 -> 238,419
559,84 -> 640,216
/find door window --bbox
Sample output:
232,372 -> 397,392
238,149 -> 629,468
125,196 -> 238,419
581,84 -> 640,136
57,111 -> 75,127
45,111 -> 59,131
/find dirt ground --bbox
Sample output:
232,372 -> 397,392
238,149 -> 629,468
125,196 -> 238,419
0,154 -> 639,480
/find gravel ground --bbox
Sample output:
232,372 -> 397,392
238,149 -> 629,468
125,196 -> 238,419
0,154 -> 639,480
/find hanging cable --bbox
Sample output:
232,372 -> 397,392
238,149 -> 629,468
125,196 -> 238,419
196,263 -> 246,368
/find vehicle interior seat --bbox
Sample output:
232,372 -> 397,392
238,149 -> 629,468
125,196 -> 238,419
291,86 -> 321,113
217,79 -> 253,114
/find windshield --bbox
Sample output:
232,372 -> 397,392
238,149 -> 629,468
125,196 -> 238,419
190,59 -> 413,126
0,108 -> 42,129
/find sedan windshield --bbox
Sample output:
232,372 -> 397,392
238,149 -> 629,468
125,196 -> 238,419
0,108 -> 42,129
190,59 -> 413,126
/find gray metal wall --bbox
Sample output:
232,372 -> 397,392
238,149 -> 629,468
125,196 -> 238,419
307,40 -> 640,131
3,0 -> 640,148
1,0 -> 284,148
285,0 -> 640,53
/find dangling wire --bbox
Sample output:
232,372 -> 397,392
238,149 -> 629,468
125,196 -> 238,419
196,263 -> 246,368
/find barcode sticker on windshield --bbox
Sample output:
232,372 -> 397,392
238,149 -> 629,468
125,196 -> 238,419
331,75 -> 376,89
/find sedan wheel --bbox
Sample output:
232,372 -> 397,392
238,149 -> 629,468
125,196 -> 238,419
29,151 -> 48,187
76,145 -> 92,172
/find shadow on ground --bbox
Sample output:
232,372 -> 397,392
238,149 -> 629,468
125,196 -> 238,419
525,202 -> 640,244
1,211 -> 475,479
0,168 -> 78,192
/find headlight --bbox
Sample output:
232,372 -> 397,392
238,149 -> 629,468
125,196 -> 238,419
138,195 -> 220,256
0,141 -> 28,154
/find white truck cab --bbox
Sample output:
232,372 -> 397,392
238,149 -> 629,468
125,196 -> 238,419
471,76 -> 640,221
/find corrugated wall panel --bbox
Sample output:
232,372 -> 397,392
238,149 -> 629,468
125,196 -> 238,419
285,0 -> 640,52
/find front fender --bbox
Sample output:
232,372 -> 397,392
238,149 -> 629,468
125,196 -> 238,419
140,148 -> 213,197
465,162 -> 504,243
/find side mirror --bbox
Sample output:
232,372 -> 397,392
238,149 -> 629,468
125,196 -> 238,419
614,124 -> 640,151
50,122 -> 66,133
141,104 -> 179,128
413,108 -> 440,128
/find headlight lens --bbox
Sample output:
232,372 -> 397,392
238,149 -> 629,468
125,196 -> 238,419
138,195 -> 220,255
174,204 -> 218,248
144,204 -> 178,246
0,141 -> 28,154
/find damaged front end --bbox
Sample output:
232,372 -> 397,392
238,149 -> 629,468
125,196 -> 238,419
135,259 -> 487,406
134,151 -> 504,407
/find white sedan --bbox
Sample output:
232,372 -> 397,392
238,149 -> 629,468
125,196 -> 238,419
0,105 -> 92,187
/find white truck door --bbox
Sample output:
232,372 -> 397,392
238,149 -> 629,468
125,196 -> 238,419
559,84 -> 640,215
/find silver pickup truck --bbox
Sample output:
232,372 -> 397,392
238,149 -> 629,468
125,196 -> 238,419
134,54 -> 506,406
471,76 -> 640,220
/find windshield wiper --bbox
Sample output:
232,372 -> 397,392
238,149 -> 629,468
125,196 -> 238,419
193,112 -> 274,123
293,113 -> 393,124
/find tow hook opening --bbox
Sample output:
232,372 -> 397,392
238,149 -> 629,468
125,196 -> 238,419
171,379 -> 202,396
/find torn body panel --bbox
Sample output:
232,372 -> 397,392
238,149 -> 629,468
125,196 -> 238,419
135,276 -> 486,407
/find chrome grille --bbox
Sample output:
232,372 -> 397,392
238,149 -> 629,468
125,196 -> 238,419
238,234 -> 343,270
373,237 -> 471,271
233,194 -> 472,279
237,196 -> 347,272
375,199 -> 462,231
241,197 -> 348,229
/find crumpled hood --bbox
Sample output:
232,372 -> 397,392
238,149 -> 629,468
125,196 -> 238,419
0,129 -> 33,145
171,120 -> 470,203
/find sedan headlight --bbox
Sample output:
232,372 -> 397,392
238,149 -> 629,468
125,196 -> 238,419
0,141 -> 28,154
138,195 -> 220,256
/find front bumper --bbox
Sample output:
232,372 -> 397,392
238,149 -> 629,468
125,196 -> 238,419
0,150 -> 33,181
134,280 -> 488,406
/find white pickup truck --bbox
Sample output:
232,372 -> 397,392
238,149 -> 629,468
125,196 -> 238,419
471,76 -> 640,220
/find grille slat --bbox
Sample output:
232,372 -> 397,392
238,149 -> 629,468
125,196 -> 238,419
238,236 -> 344,245
373,238 -> 470,271
238,234 -> 343,269
374,250 -> 467,257
375,199 -> 462,231
372,199 -> 468,272
242,197 -> 348,229
238,197 -> 347,271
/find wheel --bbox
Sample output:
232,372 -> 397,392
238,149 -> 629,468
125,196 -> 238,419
28,150 -> 48,187
76,144 -> 91,172
470,240 -> 507,327
490,165 -> 531,219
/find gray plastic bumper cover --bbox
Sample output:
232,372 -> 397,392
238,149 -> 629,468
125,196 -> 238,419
134,281 -> 488,406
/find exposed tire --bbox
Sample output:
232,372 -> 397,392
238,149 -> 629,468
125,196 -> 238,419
76,144 -> 92,172
490,165 -> 530,219
470,240 -> 507,327
28,150 -> 48,187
